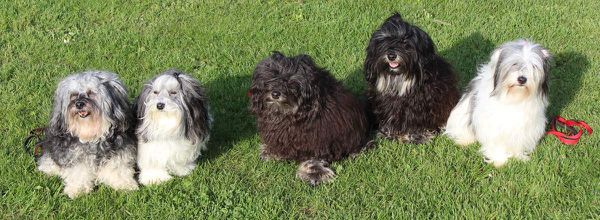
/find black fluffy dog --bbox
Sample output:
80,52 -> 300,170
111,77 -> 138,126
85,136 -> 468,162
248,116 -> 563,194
364,13 -> 459,144
249,52 -> 370,186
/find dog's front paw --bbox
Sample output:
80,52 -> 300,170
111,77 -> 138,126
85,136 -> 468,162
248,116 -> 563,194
109,178 -> 139,191
63,184 -> 93,199
171,164 -> 196,177
484,157 -> 508,168
296,159 -> 335,186
515,154 -> 531,162
376,131 -> 392,139
402,131 -> 437,144
139,170 -> 172,185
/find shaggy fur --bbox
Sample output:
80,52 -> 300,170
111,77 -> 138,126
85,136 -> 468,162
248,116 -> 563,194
37,71 -> 138,199
364,13 -> 459,144
249,52 -> 370,186
135,69 -> 211,185
445,39 -> 551,167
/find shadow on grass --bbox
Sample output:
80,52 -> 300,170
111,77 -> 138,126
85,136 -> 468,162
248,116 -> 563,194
439,32 -> 495,89
547,52 -> 589,116
201,73 -> 255,162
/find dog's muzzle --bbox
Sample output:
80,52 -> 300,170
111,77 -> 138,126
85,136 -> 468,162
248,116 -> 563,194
156,102 -> 165,110
517,76 -> 527,85
73,99 -> 91,118
386,53 -> 400,69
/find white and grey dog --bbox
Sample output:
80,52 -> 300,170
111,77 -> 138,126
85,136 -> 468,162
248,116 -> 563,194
445,39 -> 551,167
135,69 -> 211,185
37,71 -> 138,198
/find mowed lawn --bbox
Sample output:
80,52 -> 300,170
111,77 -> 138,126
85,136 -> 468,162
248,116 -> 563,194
1,0 -> 599,218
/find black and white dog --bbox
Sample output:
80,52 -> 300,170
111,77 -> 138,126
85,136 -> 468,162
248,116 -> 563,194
37,71 -> 138,198
364,13 -> 459,144
135,69 -> 212,185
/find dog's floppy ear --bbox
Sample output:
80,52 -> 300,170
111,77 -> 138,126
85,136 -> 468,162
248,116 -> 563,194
133,82 -> 152,142
48,84 -> 68,135
134,83 -> 152,120
539,48 -> 552,96
171,70 -> 211,144
100,75 -> 132,133
489,47 -> 505,96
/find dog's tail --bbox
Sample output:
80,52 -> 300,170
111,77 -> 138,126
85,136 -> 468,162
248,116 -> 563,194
296,159 -> 335,186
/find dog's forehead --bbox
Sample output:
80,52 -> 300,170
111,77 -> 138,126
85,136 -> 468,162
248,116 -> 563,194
153,75 -> 180,89
64,74 -> 102,93
502,41 -> 547,61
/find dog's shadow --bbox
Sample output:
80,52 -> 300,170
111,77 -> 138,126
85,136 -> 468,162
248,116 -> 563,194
439,32 -> 496,89
201,73 -> 255,162
546,52 -> 589,116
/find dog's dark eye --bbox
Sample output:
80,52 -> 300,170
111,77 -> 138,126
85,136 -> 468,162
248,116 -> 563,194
169,91 -> 177,95
153,91 -> 159,94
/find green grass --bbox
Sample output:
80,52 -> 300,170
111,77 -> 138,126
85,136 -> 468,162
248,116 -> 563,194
1,0 -> 599,218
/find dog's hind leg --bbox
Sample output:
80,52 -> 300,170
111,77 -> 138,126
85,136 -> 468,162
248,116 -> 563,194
97,150 -> 138,191
296,159 -> 335,186
259,144 -> 284,161
445,95 -> 476,146
401,130 -> 438,144
37,153 -> 61,176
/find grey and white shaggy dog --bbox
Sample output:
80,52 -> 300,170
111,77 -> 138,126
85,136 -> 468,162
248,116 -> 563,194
135,69 -> 211,185
364,13 -> 459,144
37,71 -> 138,199
446,40 -> 551,167
249,52 -> 370,186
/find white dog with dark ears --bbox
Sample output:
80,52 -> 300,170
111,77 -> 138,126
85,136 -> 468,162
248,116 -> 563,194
445,39 -> 551,167
135,69 -> 212,185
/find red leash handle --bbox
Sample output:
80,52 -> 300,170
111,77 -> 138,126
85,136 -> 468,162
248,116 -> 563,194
547,116 -> 593,145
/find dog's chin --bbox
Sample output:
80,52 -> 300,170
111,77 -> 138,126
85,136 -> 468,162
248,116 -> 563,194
77,110 -> 90,118
505,84 -> 532,102
68,112 -> 108,142
266,101 -> 298,115
388,64 -> 401,73
380,60 -> 406,75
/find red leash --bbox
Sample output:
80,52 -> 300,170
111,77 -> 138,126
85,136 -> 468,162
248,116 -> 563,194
547,116 -> 593,145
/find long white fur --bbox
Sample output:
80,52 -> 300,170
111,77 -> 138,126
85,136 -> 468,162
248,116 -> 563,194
137,74 -> 209,185
446,39 -> 550,167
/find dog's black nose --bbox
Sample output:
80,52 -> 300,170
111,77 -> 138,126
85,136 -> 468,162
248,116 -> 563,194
271,91 -> 281,99
156,103 -> 165,110
517,76 -> 527,84
75,101 -> 85,109
387,53 -> 397,60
